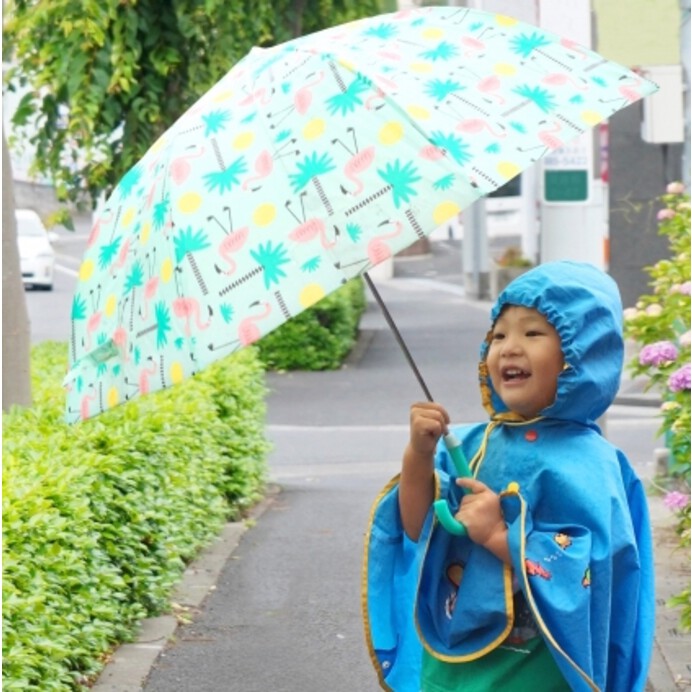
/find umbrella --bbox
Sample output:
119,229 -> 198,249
64,5 -> 657,424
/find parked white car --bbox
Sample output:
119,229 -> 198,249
16,209 -> 56,290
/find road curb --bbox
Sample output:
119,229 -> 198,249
91,485 -> 281,691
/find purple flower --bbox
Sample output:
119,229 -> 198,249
639,341 -> 679,367
668,363 -> 691,392
663,491 -> 690,511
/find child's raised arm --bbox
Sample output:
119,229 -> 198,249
399,402 -> 449,541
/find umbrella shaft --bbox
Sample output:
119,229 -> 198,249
363,272 -> 434,403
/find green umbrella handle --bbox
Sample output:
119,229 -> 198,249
433,432 -> 472,536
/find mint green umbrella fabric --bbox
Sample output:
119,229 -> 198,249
64,6 -> 657,422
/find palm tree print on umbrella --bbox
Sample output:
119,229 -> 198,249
218,240 -> 290,297
503,84 -> 558,117
70,293 -> 87,362
509,30 -> 553,61
362,22 -> 399,40
420,41 -> 459,62
425,78 -> 466,103
173,226 -> 211,295
423,131 -> 472,166
117,164 -> 143,199
152,194 -> 171,233
326,73 -> 371,117
98,236 -> 122,270
345,159 -> 421,217
203,138 -> 248,195
124,260 -> 144,330
202,109 -> 231,137
136,301 -> 172,349
288,152 -> 336,216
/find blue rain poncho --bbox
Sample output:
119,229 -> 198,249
362,262 -> 655,691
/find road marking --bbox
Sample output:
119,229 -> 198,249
55,263 -> 79,278
268,424 -> 410,433
267,412 -> 659,434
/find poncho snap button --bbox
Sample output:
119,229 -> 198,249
525,429 -> 538,442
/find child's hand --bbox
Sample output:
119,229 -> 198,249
408,402 -> 450,457
455,478 -> 508,561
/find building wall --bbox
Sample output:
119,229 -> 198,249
592,0 -> 680,66
593,0 -> 685,306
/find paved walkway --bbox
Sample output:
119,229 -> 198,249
94,244 -> 689,691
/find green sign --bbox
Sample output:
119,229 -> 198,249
544,170 -> 589,203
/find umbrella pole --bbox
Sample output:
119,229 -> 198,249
363,272 -> 434,402
364,271 -> 470,537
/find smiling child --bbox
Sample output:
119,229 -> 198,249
363,261 -> 655,692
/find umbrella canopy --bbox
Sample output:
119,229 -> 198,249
64,6 -> 657,422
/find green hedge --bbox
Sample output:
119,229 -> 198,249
3,277 -> 367,689
256,277 -> 366,370
2,342 -> 271,690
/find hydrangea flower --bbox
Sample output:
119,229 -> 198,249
639,341 -> 679,367
663,490 -> 690,511
657,208 -> 677,222
666,181 -> 686,195
668,363 -> 691,392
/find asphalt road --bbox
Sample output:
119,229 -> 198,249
25,225 -> 87,344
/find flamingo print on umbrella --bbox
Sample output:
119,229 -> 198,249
64,6 -> 657,422
209,207 -> 250,276
332,127 -> 376,196
286,192 -> 338,250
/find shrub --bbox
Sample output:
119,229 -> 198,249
623,181 -> 690,632
256,277 -> 366,370
3,342 -> 271,690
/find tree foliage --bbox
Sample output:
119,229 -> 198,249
3,0 -> 387,212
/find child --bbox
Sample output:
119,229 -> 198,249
362,261 -> 654,691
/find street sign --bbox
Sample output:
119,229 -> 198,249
541,131 -> 593,204
544,169 -> 589,202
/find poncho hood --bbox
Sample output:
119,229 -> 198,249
480,261 -> 624,424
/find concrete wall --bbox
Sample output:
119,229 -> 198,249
607,103 -> 683,309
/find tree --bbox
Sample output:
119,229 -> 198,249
3,0 -> 385,213
2,0 -> 385,410
2,129 -> 32,410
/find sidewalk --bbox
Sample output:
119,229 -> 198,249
95,244 -> 689,691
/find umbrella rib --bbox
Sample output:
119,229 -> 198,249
363,272 -> 434,403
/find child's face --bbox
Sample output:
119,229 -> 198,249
486,305 -> 564,419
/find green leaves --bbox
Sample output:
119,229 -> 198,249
256,277 -> 366,370
3,0 -> 385,210
3,341 -> 270,689
623,186 -> 691,633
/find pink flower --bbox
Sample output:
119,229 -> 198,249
639,341 -> 679,366
679,281 -> 691,296
663,491 -> 690,511
668,363 -> 691,392
657,208 -> 676,222
666,181 -> 686,195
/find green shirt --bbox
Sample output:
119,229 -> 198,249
421,635 -> 570,692
421,590 -> 570,691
